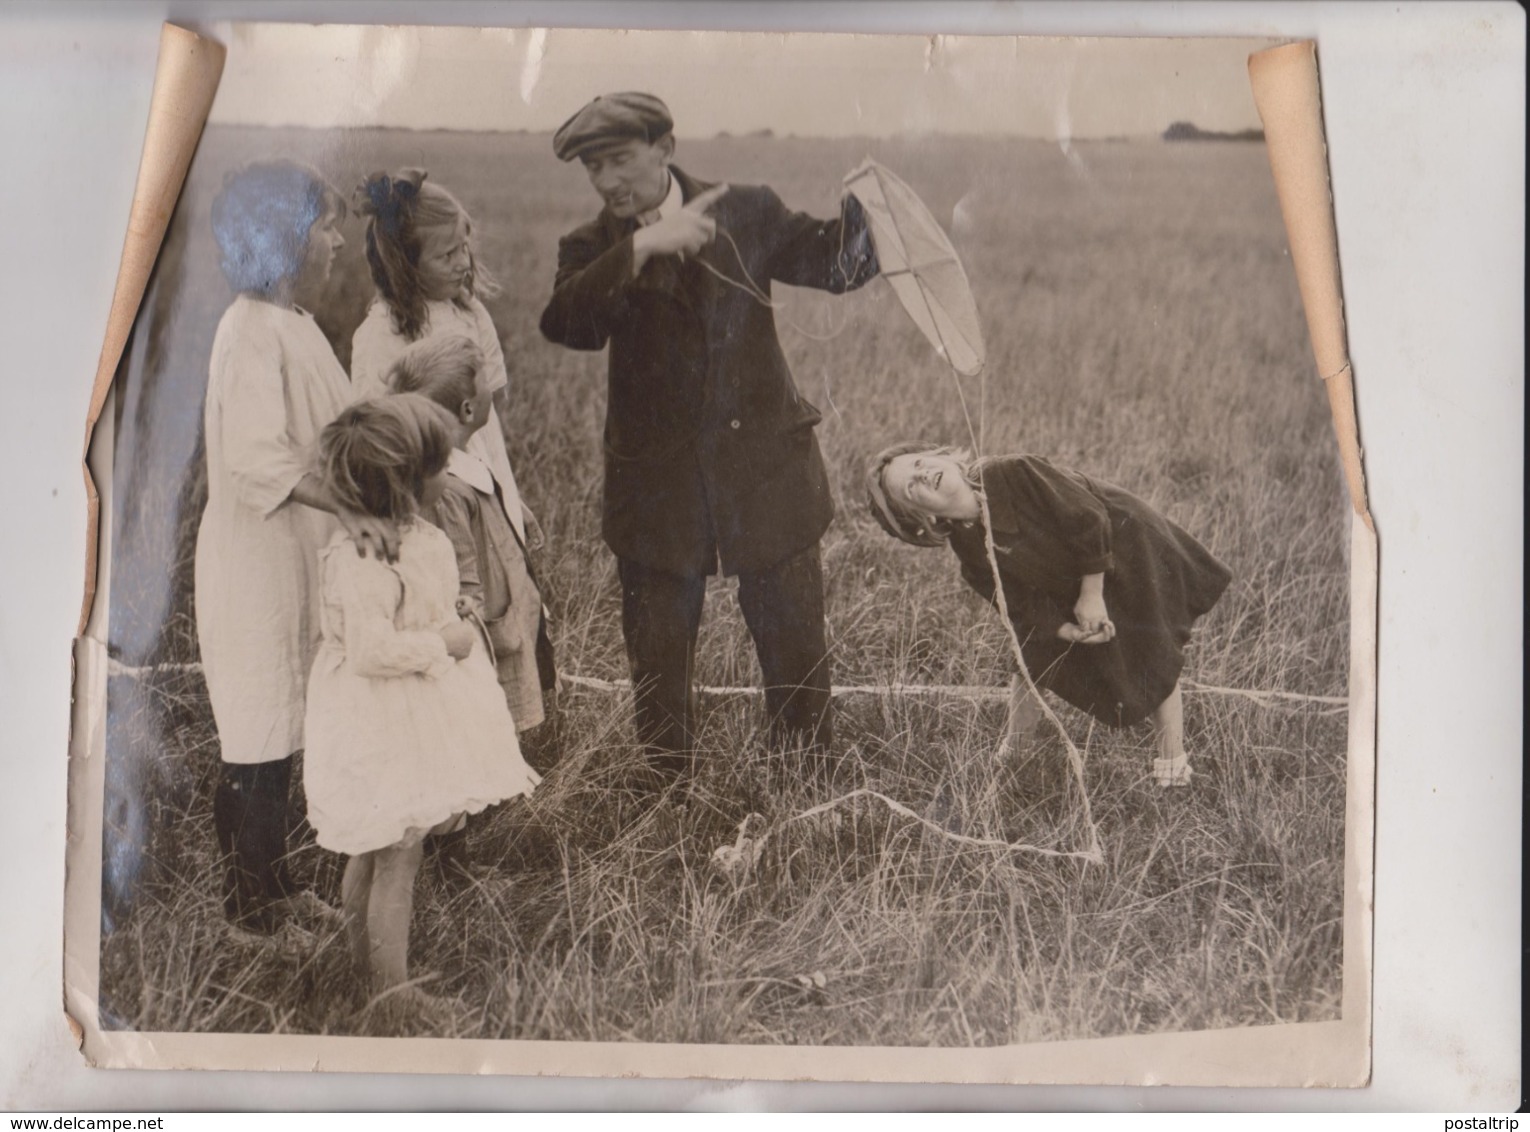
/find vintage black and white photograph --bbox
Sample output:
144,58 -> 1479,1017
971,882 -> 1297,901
77,22 -> 1366,1081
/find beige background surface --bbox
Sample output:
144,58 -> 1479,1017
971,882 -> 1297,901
3,0 -> 1522,1111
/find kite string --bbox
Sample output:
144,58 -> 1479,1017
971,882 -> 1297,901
973,484 -> 1105,865
700,175 -> 1104,865
868,171 -> 1104,864
959,370 -> 1105,862
693,225 -> 854,344
783,789 -> 1099,863
104,659 -> 1348,710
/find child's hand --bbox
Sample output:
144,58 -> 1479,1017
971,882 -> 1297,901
1057,622 -> 1114,645
439,621 -> 475,660
1072,591 -> 1113,638
455,596 -> 473,619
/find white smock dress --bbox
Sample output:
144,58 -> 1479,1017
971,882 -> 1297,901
193,296 -> 354,766
302,520 -> 540,856
350,296 -> 531,542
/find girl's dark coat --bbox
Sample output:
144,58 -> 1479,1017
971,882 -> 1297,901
950,456 -> 1232,727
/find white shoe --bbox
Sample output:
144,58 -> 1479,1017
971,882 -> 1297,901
1153,755 -> 1192,788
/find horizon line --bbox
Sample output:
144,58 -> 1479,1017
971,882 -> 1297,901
202,121 -> 1264,144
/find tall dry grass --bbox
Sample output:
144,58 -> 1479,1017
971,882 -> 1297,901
98,126 -> 1347,1045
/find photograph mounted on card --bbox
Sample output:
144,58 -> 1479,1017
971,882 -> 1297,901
65,21 -> 1374,1085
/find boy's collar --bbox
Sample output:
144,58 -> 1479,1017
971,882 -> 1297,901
447,447 -> 496,496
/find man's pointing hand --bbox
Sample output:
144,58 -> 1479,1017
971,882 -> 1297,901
633,184 -> 730,271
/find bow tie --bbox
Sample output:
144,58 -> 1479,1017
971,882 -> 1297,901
637,208 -> 663,228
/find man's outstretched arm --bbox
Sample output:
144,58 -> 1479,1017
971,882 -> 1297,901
759,187 -> 880,294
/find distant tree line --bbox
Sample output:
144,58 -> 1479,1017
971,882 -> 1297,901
1163,120 -> 1266,142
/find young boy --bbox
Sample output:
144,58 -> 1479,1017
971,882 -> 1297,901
386,334 -> 557,877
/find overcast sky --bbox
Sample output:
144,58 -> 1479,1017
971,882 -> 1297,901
209,24 -> 1275,139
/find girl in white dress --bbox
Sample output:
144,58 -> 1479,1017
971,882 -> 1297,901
349,169 -> 555,875
304,394 -> 539,1005
196,160 -> 397,938
349,168 -> 535,547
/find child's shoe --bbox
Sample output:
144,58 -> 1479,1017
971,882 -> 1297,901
1153,754 -> 1193,788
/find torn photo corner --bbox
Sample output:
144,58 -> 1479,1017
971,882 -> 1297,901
67,20 -> 1375,1085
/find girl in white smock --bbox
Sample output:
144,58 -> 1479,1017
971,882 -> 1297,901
194,161 -> 392,937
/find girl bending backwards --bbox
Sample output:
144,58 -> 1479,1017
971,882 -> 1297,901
349,168 -> 538,557
867,444 -> 1231,787
387,334 -> 558,882
303,395 -> 540,1007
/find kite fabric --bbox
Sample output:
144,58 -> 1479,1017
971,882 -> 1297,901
843,159 -> 987,377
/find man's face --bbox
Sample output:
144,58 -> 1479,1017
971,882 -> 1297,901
579,136 -> 673,220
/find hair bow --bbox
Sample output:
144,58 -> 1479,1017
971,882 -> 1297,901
354,168 -> 430,220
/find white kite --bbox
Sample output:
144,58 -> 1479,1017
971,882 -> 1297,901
843,158 -> 987,377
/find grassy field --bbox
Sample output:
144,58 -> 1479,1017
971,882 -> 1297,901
98,125 -> 1348,1045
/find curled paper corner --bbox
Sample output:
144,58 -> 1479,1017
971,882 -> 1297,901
64,634 -> 112,1064
1247,40 -> 1374,534
77,23 -> 227,638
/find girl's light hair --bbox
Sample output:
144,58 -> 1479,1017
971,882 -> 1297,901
319,394 -> 455,522
385,334 -> 484,417
865,442 -> 976,548
355,168 -> 501,342
212,160 -> 346,296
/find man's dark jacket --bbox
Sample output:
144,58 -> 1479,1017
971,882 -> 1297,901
539,166 -> 879,578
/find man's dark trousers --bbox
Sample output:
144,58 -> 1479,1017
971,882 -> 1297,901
619,544 -> 831,773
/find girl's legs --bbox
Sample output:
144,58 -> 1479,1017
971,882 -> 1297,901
341,852 -> 375,972
350,845 -> 456,1024
366,840 -> 426,989
1151,681 -> 1192,787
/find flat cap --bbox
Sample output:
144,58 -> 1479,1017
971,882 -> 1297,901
552,92 -> 674,161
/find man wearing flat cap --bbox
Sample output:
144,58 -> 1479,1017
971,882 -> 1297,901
540,91 -> 879,781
